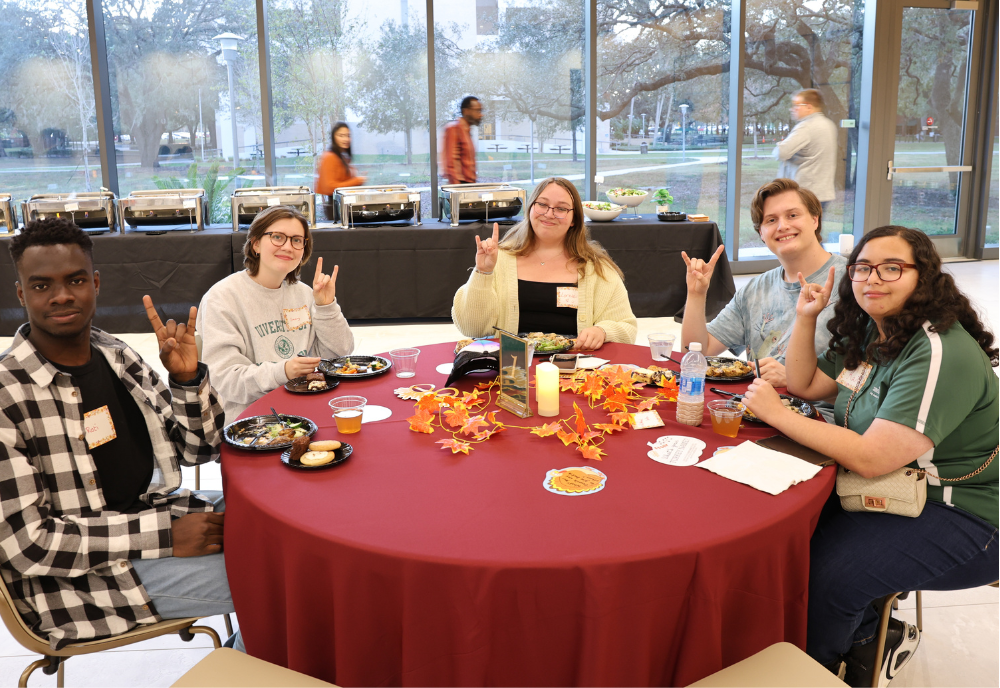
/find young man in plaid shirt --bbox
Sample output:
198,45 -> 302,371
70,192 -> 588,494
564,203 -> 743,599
0,219 -> 243,652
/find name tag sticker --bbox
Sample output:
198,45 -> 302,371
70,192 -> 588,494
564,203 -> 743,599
282,305 -> 312,331
556,286 -> 579,309
630,410 -> 665,429
83,405 -> 117,450
836,362 -> 872,392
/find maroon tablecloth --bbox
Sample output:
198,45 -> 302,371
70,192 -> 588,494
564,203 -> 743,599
222,342 -> 835,686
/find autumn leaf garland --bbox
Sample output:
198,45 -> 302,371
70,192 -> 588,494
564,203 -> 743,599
407,365 -> 679,460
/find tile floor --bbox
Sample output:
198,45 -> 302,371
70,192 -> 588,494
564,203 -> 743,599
1,261 -> 996,686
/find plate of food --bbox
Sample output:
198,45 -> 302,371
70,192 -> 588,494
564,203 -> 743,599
284,371 -> 341,394
454,338 -> 500,355
598,363 -> 675,386
705,356 -> 756,382
224,414 -> 318,450
519,332 -> 575,355
319,355 -> 392,379
281,438 -> 353,470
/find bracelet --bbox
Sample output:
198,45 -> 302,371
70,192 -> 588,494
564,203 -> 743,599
473,267 -> 493,275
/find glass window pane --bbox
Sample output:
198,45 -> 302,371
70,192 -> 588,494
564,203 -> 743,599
596,0 -> 730,229
269,0 -> 430,220
103,0 -> 263,225
434,0 -> 585,202
889,8 -> 973,236
0,1 -> 103,199
739,0 -> 863,259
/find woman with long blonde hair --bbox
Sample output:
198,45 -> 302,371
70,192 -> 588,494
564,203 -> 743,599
452,177 -> 636,349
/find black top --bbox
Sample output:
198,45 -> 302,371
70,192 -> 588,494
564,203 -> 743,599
517,280 -> 578,336
52,347 -> 155,512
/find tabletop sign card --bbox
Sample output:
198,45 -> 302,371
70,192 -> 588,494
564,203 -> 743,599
630,410 -> 664,429
497,329 -> 533,418
647,436 -> 706,466
544,467 -> 607,496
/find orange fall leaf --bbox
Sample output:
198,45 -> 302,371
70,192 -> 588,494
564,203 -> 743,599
556,429 -> 580,446
577,444 -> 606,461
407,409 -> 436,434
436,438 -> 471,454
531,422 -> 561,437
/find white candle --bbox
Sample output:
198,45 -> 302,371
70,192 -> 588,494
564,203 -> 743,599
839,233 -> 855,256
536,362 -> 560,417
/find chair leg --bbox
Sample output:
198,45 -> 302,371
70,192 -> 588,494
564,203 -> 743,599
183,624 -> 222,649
915,590 -> 923,632
57,659 -> 65,688
871,592 -> 901,688
19,657 -> 50,688
224,613 -> 234,637
195,464 -> 201,491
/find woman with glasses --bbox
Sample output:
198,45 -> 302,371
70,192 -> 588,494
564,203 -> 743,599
741,226 -> 998,687
452,177 -> 636,350
197,205 -> 354,422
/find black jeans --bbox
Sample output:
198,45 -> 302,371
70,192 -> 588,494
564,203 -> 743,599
806,493 -> 998,664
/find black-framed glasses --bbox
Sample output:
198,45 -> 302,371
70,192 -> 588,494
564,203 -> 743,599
262,231 -> 307,250
847,262 -> 917,282
532,202 -> 573,219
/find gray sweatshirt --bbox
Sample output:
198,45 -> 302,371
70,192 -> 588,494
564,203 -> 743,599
773,112 -> 838,202
197,270 -> 354,423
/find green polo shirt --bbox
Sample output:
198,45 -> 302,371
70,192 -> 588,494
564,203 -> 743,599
818,321 -> 999,527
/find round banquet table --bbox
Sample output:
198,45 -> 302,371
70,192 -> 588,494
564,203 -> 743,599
221,342 -> 836,687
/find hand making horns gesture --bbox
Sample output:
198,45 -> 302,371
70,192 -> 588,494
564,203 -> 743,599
143,295 -> 200,384
313,256 -> 339,306
474,222 -> 500,273
681,244 -> 724,296
795,266 -> 837,320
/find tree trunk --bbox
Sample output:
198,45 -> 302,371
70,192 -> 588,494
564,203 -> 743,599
135,115 -> 164,169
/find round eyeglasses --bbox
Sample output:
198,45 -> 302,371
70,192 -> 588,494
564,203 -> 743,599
262,231 -> 307,250
847,262 -> 917,282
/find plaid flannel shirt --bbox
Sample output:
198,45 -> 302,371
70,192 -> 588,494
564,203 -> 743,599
0,325 -> 225,650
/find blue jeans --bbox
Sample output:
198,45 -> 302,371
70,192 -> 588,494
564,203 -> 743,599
130,492 -> 244,653
807,493 -> 998,664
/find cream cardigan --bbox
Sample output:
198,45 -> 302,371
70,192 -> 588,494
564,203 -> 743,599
452,250 -> 637,343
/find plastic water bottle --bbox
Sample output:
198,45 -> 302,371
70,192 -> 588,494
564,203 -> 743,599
677,342 -> 707,426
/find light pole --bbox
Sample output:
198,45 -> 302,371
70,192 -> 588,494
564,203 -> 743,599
679,103 -> 689,162
214,33 -> 243,164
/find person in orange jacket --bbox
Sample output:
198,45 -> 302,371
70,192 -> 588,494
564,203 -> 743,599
315,122 -> 366,221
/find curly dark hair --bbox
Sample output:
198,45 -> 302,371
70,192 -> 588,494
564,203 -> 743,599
827,225 -> 998,369
9,217 -> 93,269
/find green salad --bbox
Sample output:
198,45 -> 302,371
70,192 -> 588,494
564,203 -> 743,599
583,201 -> 620,211
608,188 -> 646,196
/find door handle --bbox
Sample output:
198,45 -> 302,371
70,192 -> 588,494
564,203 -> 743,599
887,160 -> 973,180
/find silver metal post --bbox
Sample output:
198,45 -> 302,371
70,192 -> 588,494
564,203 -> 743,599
724,0 -> 746,261
256,0 -> 277,185
85,0 -> 119,197
227,61 -> 239,165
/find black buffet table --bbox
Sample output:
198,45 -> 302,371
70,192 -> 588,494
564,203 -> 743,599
1,218 -> 735,335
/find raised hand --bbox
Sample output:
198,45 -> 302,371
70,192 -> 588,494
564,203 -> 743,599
474,222 -> 500,273
796,266 -> 836,320
313,256 -> 339,306
144,295 -> 199,383
681,245 -> 724,296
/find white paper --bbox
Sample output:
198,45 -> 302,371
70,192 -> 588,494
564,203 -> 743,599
361,405 -> 392,423
481,193 -> 494,201
696,441 -> 823,495
647,436 -> 705,466
266,197 -> 280,206
575,356 -> 610,369
182,199 -> 197,208
65,202 -> 80,212
408,194 -> 421,202
435,363 -> 454,374
343,196 -> 357,205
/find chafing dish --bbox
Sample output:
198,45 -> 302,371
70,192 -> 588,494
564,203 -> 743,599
439,183 -> 525,227
334,185 -> 421,227
118,189 -> 208,232
231,186 -> 316,232
21,191 -> 118,234
0,193 -> 15,234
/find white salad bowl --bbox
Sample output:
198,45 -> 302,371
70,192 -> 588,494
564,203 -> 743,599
582,202 -> 625,221
606,189 -> 648,208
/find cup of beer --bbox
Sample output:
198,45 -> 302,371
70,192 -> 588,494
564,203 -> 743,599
707,399 -> 744,438
329,395 -> 367,434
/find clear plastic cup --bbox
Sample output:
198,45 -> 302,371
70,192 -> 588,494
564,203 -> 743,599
648,333 -> 676,361
707,399 -> 744,438
389,348 -> 420,378
329,395 -> 367,434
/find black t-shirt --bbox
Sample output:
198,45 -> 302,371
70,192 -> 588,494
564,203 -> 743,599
517,280 -> 578,336
52,347 -> 155,512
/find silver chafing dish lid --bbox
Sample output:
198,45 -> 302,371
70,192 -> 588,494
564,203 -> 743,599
25,191 -> 116,210
233,186 -> 311,198
335,185 -> 417,203
120,189 -> 205,209
439,183 -> 523,201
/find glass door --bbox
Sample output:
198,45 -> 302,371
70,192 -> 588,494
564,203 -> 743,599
886,6 -> 975,242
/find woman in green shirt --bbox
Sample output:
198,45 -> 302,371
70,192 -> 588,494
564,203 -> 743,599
742,226 -> 998,687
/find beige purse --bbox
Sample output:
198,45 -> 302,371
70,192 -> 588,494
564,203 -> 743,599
835,361 -> 997,518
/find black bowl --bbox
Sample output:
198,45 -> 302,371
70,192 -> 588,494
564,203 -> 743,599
657,211 -> 687,222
